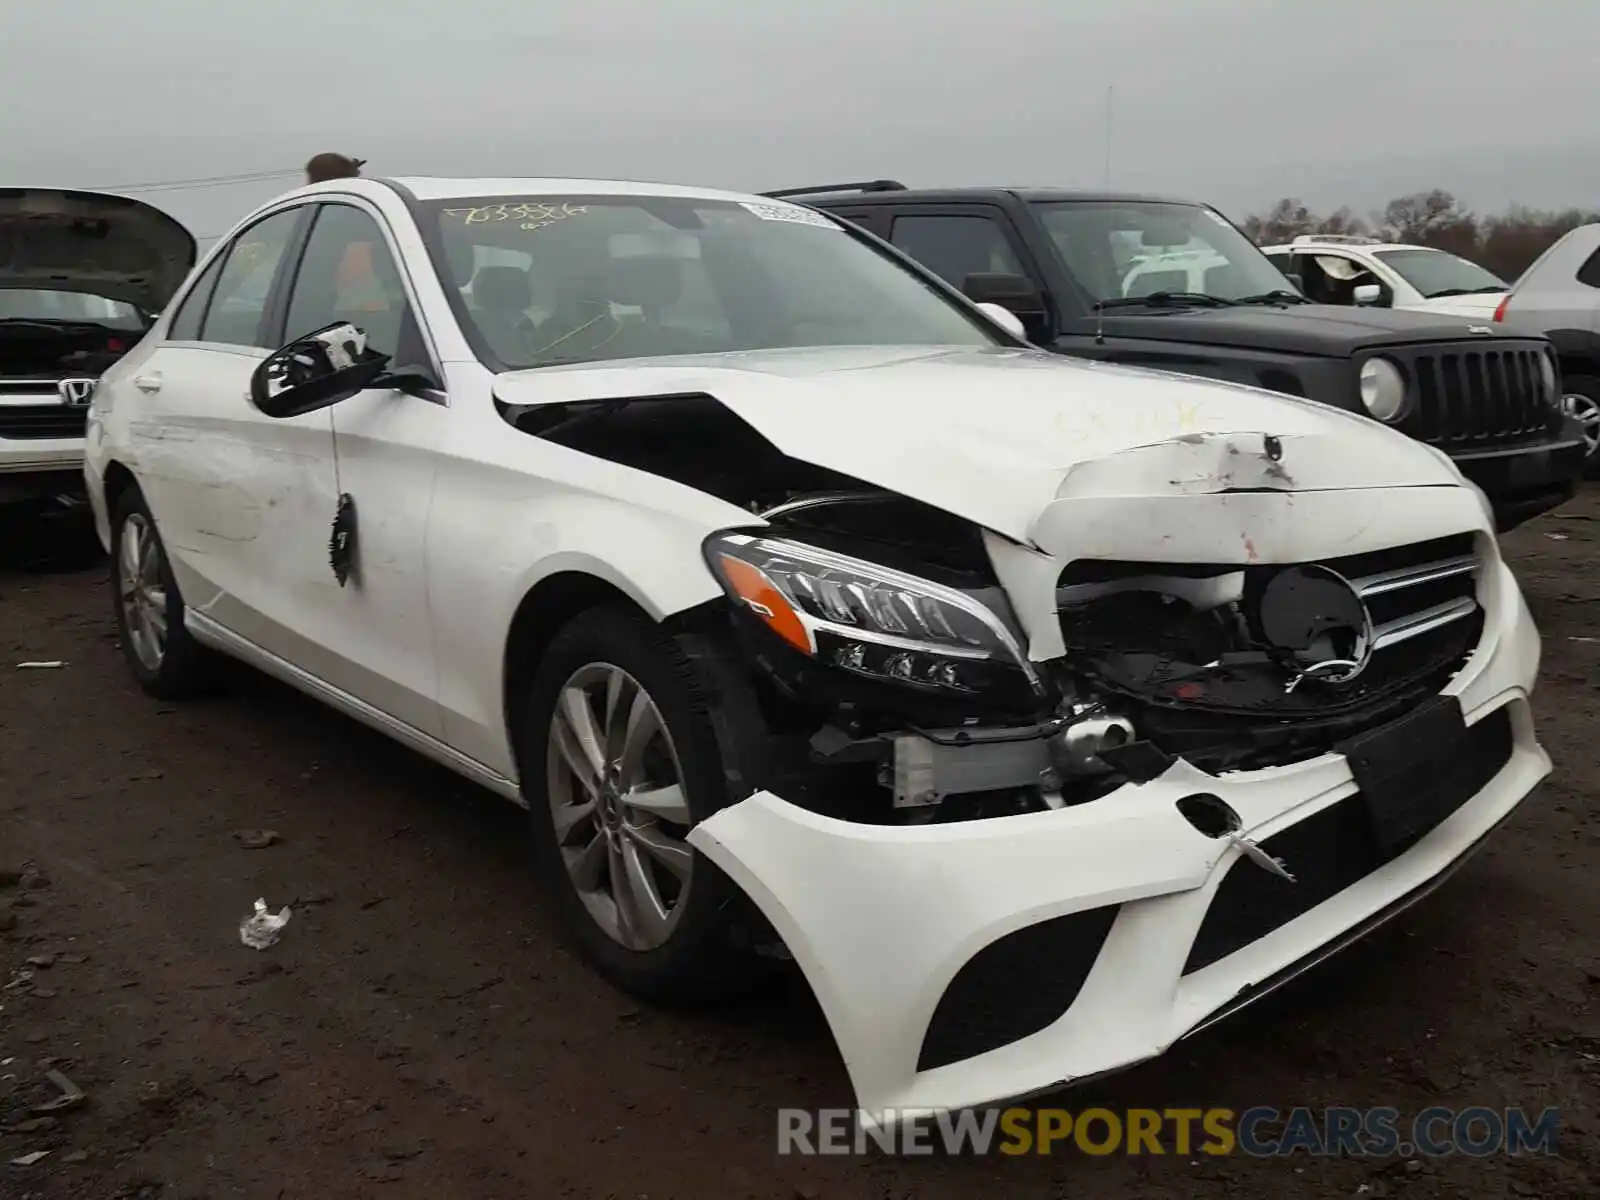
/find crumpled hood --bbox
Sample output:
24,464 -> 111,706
492,345 -> 1464,543
0,188 -> 196,312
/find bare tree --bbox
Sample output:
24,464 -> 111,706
1250,198 -> 1321,245
1240,190 -> 1600,280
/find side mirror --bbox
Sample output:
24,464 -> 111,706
975,301 -> 1028,341
962,272 -> 1044,316
249,322 -> 391,419
1352,283 -> 1382,307
962,272 -> 1049,339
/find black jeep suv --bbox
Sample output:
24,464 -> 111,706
771,182 -> 1588,531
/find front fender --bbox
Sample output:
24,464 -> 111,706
426,447 -> 767,778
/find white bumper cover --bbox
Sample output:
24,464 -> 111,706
689,522 -> 1549,1125
0,437 -> 83,476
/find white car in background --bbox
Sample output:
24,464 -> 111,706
84,175 -> 1550,1126
0,188 -> 193,513
1262,235 -> 1509,319
1119,247 -> 1230,298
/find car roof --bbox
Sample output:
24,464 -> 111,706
1263,240 -> 1436,254
797,186 -> 1204,207
381,176 -> 772,204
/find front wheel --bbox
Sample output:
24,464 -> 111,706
109,487 -> 215,698
520,606 -> 766,1004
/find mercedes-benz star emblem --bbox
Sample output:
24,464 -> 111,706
1251,564 -> 1374,692
57,378 -> 96,407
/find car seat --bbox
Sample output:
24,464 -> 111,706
469,265 -> 539,363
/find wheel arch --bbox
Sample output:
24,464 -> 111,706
1541,328 -> 1600,382
101,459 -> 139,510
501,568 -> 659,790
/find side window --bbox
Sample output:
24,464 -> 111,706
165,251 -> 227,341
889,215 -> 1025,291
198,209 -> 302,348
1575,248 -> 1600,289
821,209 -> 886,238
284,205 -> 415,361
1265,251 -> 1298,283
1299,253 -> 1368,306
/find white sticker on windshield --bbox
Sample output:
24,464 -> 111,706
739,201 -> 838,228
1202,209 -> 1233,228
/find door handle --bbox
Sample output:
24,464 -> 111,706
133,373 -> 163,393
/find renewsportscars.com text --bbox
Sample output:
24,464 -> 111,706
777,1106 -> 1561,1157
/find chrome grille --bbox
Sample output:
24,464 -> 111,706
1344,541 -> 1479,659
0,382 -> 88,440
1318,534 -> 1478,668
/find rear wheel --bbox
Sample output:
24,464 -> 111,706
520,606 -> 764,1003
109,487 -> 214,698
1559,375 -> 1600,477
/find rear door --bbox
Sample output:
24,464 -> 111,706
125,204 -> 343,663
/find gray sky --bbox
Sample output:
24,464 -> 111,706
9,0 -> 1598,246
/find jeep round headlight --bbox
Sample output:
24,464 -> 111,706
1538,351 -> 1558,403
1358,357 -> 1406,422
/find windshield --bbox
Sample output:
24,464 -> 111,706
420,195 -> 999,369
1032,201 -> 1299,306
0,288 -> 147,329
1370,248 -> 1505,298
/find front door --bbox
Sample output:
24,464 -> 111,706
270,200 -> 446,738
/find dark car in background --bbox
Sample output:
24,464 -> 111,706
770,182 -> 1588,530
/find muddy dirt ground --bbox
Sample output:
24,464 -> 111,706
1,490 -> 1596,1200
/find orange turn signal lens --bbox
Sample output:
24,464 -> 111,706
717,554 -> 813,655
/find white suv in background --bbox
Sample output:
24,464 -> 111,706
0,188 -> 193,513
1262,235 -> 1509,320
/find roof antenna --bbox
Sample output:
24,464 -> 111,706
1095,85 -> 1114,346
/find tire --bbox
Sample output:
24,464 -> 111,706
519,605 -> 766,1004
109,486 -> 215,699
1559,375 -> 1600,478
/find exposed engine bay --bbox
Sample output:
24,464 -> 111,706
0,318 -> 138,382
503,391 -> 1487,827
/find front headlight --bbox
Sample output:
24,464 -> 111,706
703,532 -> 1040,694
1358,356 -> 1406,422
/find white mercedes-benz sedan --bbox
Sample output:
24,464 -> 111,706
83,176 -> 1551,1126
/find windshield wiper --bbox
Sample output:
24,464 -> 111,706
1235,289 -> 1313,306
1423,285 -> 1506,298
1093,292 -> 1236,311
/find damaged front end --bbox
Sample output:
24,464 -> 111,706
678,432 -> 1546,1124
691,461 -> 1486,827
499,377 -> 1547,1122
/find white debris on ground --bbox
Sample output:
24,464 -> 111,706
238,898 -> 292,950
15,661 -> 66,669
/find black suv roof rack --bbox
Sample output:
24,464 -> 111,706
761,180 -> 907,199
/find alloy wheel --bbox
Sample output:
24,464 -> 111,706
1561,393 -> 1600,459
118,512 -> 168,673
545,663 -> 694,951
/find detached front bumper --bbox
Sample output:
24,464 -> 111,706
688,557 -> 1549,1124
